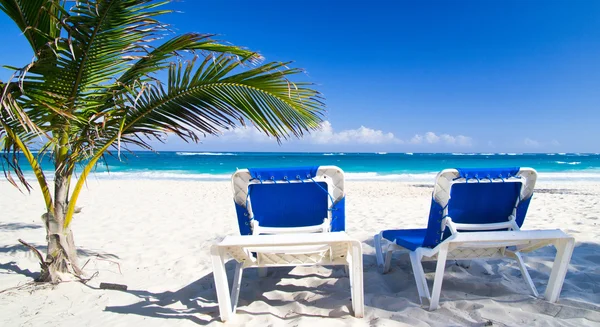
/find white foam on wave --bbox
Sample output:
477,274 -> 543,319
16,170 -> 600,182
344,171 -> 600,182
376,152 -> 387,155
91,171 -> 231,180
345,172 -> 437,182
323,153 -> 345,156
555,161 -> 582,165
176,152 -> 236,156
538,171 -> 600,181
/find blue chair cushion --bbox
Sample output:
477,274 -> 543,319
235,166 -> 346,235
382,229 -> 427,251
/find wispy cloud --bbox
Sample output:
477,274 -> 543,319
410,132 -> 472,146
310,121 -> 400,144
523,138 -> 560,148
208,121 -> 472,147
523,138 -> 540,147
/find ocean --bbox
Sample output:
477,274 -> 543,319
22,152 -> 600,182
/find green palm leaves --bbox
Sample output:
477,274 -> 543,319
0,0 -> 325,228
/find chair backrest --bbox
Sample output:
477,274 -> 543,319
422,167 -> 537,248
231,166 -> 346,235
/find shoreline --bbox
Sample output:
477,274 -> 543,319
14,170 -> 600,183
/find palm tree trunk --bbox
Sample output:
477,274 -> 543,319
39,138 -> 81,283
39,173 -> 81,282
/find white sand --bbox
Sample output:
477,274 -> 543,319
0,179 -> 599,326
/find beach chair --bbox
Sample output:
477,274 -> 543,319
374,167 -> 575,310
211,166 -> 364,321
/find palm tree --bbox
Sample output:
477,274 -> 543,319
0,0 -> 324,283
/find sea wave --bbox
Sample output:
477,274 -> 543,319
323,153 -> 345,156
345,172 -> 437,181
176,152 -> 236,156
376,152 -> 387,155
537,172 -> 600,180
555,161 -> 581,165
15,169 -> 600,182
91,171 -> 232,180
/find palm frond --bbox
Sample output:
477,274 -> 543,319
81,55 -> 324,157
0,0 -> 61,55
118,33 -> 262,86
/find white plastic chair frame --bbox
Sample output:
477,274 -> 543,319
374,168 -> 575,310
211,232 -> 364,322
212,166 -> 363,321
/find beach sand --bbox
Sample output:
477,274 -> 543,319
0,179 -> 599,326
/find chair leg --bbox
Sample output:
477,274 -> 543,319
231,262 -> 244,311
514,252 -> 539,297
545,238 -> 575,302
374,233 -> 385,273
429,243 -> 449,310
384,245 -> 393,273
210,245 -> 233,322
409,251 -> 429,304
415,254 -> 431,301
349,241 -> 365,318
375,233 -> 394,274
258,267 -> 268,277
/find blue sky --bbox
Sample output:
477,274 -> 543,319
1,0 -> 599,152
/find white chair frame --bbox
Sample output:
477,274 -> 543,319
211,232 -> 364,322
375,168 -> 575,310
212,166 -> 363,321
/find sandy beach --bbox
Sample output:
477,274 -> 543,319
0,179 -> 599,326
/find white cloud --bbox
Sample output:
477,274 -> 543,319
425,132 -> 440,143
410,132 -> 472,146
217,126 -> 273,142
523,138 -> 540,147
208,121 -> 473,147
310,121 -> 400,145
410,134 -> 423,144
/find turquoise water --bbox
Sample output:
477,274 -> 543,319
24,151 -> 599,181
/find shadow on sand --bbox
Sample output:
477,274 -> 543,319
0,243 -> 119,259
103,262 -> 354,325
0,223 -> 42,231
0,261 -> 40,279
2,241 -> 599,325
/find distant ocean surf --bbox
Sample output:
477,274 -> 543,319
15,152 -> 600,182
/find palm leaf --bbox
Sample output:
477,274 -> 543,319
0,0 -> 61,55
110,55 -> 323,151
